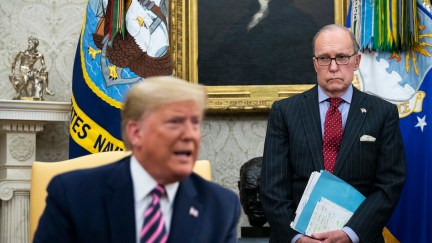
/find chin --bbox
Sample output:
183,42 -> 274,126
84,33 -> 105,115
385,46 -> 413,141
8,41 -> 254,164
328,85 -> 348,93
173,166 -> 194,179
248,216 -> 267,227
167,158 -> 195,180
162,171 -> 191,184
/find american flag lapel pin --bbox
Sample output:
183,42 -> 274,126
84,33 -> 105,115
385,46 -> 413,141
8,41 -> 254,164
360,108 -> 367,113
189,206 -> 199,218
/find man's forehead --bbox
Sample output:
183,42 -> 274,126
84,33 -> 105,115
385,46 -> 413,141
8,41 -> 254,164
146,101 -> 202,116
317,30 -> 351,43
242,173 -> 260,185
314,40 -> 354,56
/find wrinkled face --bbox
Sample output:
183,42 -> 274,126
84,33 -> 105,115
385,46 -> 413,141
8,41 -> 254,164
313,29 -> 361,97
238,169 -> 267,227
127,100 -> 202,184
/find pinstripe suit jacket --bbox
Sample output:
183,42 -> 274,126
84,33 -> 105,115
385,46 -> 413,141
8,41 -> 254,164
261,85 -> 406,243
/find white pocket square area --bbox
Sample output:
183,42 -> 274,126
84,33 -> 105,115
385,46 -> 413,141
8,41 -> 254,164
360,135 -> 376,142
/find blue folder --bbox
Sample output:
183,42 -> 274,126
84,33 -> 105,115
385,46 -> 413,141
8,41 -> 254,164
293,170 -> 366,234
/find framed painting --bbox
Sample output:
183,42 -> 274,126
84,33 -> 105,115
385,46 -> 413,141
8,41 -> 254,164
170,0 -> 350,112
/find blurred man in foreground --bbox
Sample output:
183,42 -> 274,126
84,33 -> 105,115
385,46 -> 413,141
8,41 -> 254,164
34,76 -> 240,243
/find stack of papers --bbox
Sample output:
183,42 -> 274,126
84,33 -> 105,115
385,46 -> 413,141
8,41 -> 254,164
290,170 -> 365,236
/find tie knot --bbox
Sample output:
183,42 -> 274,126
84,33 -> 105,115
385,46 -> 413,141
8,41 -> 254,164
328,97 -> 343,108
151,185 -> 165,199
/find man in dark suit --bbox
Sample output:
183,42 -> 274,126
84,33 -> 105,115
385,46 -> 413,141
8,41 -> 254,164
34,76 -> 241,243
260,24 -> 406,243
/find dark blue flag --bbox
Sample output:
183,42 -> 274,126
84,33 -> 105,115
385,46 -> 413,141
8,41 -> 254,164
352,2 -> 432,242
386,5 -> 432,241
69,0 -> 172,158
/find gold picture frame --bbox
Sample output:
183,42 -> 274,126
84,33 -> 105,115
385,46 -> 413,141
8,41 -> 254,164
170,0 -> 349,112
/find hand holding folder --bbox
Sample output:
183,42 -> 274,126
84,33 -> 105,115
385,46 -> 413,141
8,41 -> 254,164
290,170 -> 365,236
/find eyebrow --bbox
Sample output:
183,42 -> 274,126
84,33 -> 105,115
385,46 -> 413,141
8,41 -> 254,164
316,52 -> 352,57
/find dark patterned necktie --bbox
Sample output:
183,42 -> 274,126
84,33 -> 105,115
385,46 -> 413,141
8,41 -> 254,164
323,98 -> 343,173
140,185 -> 168,243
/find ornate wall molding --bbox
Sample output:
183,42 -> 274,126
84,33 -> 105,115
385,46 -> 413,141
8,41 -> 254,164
0,181 -> 29,201
0,190 -> 30,243
0,100 -> 70,121
0,99 -> 71,242
0,122 -> 44,133
9,136 -> 34,162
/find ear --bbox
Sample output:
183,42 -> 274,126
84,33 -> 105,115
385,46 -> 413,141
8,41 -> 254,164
354,53 -> 361,70
313,58 -> 319,73
125,120 -> 141,147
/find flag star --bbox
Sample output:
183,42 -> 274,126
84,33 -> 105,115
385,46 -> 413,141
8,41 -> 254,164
415,115 -> 427,132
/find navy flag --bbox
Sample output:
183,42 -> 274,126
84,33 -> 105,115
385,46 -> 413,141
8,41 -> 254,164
69,0 -> 172,158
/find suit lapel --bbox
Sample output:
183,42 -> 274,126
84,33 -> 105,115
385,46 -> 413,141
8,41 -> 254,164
299,86 -> 325,171
104,157 -> 136,243
168,176 -> 203,243
334,88 -> 369,175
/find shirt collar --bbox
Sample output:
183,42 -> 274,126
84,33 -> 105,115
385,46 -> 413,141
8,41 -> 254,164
130,155 -> 179,203
318,84 -> 353,104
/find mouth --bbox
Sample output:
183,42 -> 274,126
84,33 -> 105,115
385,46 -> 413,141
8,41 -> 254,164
328,78 -> 342,82
252,209 -> 265,215
173,150 -> 193,158
250,206 -> 265,214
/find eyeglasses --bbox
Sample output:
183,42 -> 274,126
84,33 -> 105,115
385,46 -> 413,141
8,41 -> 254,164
314,53 -> 357,66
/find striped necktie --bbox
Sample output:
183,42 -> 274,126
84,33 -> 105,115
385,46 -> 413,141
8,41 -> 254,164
140,185 -> 168,243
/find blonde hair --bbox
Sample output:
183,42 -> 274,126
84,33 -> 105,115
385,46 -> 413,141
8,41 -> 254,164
121,76 -> 207,149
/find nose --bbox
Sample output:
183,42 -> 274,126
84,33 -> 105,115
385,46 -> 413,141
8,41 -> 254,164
182,120 -> 199,140
328,59 -> 339,71
256,187 -> 261,202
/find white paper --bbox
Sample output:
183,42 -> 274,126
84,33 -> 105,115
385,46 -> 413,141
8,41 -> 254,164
304,197 -> 353,236
291,171 -> 321,228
